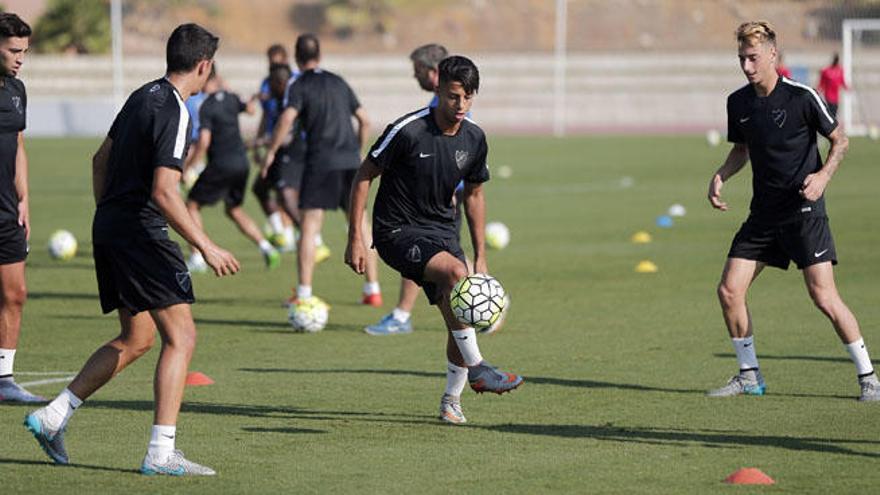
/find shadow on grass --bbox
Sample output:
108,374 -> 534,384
194,317 -> 290,330
473,423 -> 880,459
30,291 -> 99,301
241,426 -> 327,435
714,352 -> 850,364
237,367 -> 704,395
0,457 -> 138,474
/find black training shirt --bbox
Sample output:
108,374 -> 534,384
93,78 -> 192,242
285,68 -> 361,170
199,90 -> 248,171
369,107 -> 489,238
0,76 -> 26,223
727,77 -> 838,224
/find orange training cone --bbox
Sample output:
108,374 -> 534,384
185,371 -> 215,386
724,468 -> 775,485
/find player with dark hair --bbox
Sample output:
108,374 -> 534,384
263,33 -> 380,307
706,21 -> 879,401
346,55 -> 523,425
0,12 -> 41,403
182,66 -> 280,271
25,24 -> 239,475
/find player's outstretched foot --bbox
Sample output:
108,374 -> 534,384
468,361 -> 523,395
362,292 -> 383,308
480,293 -> 511,336
706,370 -> 766,397
364,313 -> 412,336
141,450 -> 216,476
263,248 -> 281,270
0,379 -> 45,402
439,394 -> 467,425
314,244 -> 331,264
858,373 -> 880,402
23,408 -> 68,464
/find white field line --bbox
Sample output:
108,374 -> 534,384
19,376 -> 75,387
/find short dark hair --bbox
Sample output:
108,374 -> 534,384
0,13 -> 31,39
166,23 -> 219,73
832,53 -> 840,66
267,43 -> 287,60
438,55 -> 480,94
295,34 -> 320,65
269,63 -> 292,83
410,44 -> 448,69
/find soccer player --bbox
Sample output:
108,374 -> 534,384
182,66 -> 280,272
346,55 -> 524,425
0,13 -> 42,403
24,24 -> 240,475
263,34 -> 381,307
818,53 -> 847,118
706,21 -> 879,401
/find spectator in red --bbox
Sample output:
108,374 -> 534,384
776,51 -> 792,79
819,53 -> 847,118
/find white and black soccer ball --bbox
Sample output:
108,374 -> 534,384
288,297 -> 329,333
48,230 -> 77,261
450,274 -> 507,329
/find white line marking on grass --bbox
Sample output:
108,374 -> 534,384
16,371 -> 78,376
19,376 -> 75,387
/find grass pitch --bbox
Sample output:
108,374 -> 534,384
2,135 -> 880,493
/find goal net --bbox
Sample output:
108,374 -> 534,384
842,19 -> 880,136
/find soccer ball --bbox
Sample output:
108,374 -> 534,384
485,222 -> 510,250
450,274 -> 507,329
288,297 -> 329,333
706,129 -> 721,147
48,230 -> 77,261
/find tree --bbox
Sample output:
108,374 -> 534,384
32,0 -> 110,54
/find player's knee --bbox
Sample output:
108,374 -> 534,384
448,263 -> 469,288
2,282 -> 27,308
716,282 -> 742,308
809,288 -> 838,315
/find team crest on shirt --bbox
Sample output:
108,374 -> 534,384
176,271 -> 192,292
149,84 -> 161,93
406,244 -> 422,263
455,150 -> 469,169
771,109 -> 787,128
11,96 -> 21,114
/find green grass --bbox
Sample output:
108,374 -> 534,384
3,135 -> 880,493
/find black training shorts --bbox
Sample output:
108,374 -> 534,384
93,238 -> 195,314
300,167 -> 356,211
728,216 -> 837,270
274,145 -> 306,191
374,226 -> 466,304
0,220 -> 27,264
188,167 -> 249,208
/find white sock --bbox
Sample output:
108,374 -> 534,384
283,226 -> 296,246
392,308 -> 411,323
845,338 -> 875,376
268,212 -> 284,234
258,239 -> 274,253
147,424 -> 177,462
315,234 -> 324,247
0,348 -> 15,377
46,387 -> 82,431
297,285 -> 312,300
445,362 -> 468,397
363,281 -> 380,295
732,336 -> 759,371
450,328 -> 483,366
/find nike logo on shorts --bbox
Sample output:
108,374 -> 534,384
739,116 -> 750,123
814,249 -> 829,258
419,152 -> 433,158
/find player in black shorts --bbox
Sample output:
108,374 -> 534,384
346,56 -> 523,425
0,13 -> 42,404
182,66 -> 280,272
25,24 -> 240,475
706,21 -> 879,401
263,34 -> 380,307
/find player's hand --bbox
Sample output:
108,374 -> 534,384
201,243 -> 240,277
17,199 -> 29,241
474,258 -> 488,276
345,240 -> 366,275
800,171 -> 829,202
707,173 -> 728,211
261,150 -> 275,178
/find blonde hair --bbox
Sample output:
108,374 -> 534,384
736,21 -> 777,47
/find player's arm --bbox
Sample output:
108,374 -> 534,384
151,166 -> 240,277
91,136 -> 112,206
183,128 -> 211,178
261,106 -> 298,177
463,181 -> 488,274
707,143 -> 749,211
801,126 -> 848,201
14,132 -> 29,239
242,93 -> 259,116
353,107 -> 370,156
345,158 -> 383,275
